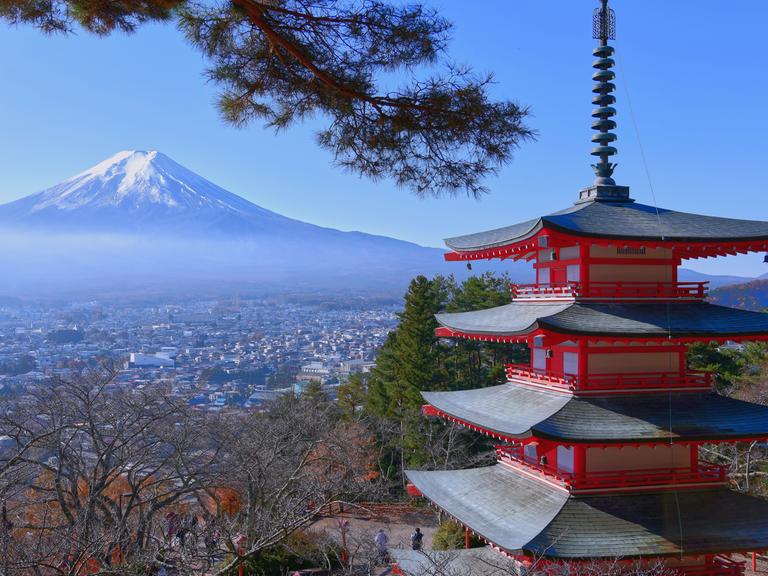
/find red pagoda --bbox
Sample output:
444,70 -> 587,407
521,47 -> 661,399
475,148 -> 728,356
405,2 -> 768,574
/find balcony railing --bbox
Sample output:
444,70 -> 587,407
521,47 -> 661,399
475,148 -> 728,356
511,283 -> 579,300
676,557 -> 745,576
505,364 -> 713,393
510,281 -> 708,301
505,364 -> 577,392
497,445 -> 727,492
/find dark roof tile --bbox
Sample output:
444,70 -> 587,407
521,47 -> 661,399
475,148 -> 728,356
423,384 -> 768,442
407,466 -> 768,558
436,302 -> 768,338
445,201 -> 768,252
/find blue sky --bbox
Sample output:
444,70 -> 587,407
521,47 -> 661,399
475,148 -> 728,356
0,0 -> 766,276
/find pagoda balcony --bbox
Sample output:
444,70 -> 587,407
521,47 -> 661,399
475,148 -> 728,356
505,364 -> 713,393
510,281 -> 708,301
496,446 -> 727,493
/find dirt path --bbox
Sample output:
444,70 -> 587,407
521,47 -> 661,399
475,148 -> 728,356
309,502 -> 439,558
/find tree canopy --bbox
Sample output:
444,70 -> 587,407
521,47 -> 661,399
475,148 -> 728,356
2,0 -> 534,197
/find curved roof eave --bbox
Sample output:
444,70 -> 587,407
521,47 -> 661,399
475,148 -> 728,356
406,466 -> 768,559
444,218 -> 543,252
423,384 -> 768,443
435,302 -> 573,338
443,201 -> 768,253
436,302 -> 768,340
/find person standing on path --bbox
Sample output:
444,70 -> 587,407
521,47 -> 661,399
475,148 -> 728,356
374,528 -> 389,563
410,527 -> 423,551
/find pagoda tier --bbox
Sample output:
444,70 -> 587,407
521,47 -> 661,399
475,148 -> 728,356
405,466 -> 768,560
434,301 -> 768,343
421,385 -> 768,444
443,201 -> 768,262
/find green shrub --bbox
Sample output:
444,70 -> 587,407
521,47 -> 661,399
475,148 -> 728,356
431,520 -> 484,550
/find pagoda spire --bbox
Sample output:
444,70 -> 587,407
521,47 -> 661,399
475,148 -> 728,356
591,0 -> 617,185
579,0 -> 630,202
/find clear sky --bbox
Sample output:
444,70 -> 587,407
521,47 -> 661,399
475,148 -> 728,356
1,0 -> 766,276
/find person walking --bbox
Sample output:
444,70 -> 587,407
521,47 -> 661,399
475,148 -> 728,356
374,528 -> 389,563
410,527 -> 424,551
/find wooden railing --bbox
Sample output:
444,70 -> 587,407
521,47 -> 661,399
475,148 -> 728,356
511,282 -> 579,300
510,281 -> 708,300
584,281 -> 708,299
505,364 -> 713,392
505,363 -> 577,392
497,445 -> 727,491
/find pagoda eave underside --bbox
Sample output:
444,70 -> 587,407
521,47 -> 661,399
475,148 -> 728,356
443,200 -> 768,261
406,466 -> 768,559
445,234 -> 768,262
422,384 -> 768,444
435,302 -> 768,344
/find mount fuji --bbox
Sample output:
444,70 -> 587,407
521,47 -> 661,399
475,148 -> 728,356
0,151 -> 531,297
0,150 -> 357,235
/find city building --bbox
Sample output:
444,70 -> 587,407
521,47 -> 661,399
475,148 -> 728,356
128,352 -> 175,368
406,2 -> 768,574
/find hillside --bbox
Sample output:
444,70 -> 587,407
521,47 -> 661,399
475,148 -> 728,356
708,279 -> 768,311
0,151 -> 531,298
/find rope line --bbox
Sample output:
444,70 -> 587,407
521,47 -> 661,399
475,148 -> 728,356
617,45 -> 684,560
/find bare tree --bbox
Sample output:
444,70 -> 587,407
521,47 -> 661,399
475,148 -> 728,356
206,393 -> 382,575
1,370 -> 387,575
0,370 -> 219,575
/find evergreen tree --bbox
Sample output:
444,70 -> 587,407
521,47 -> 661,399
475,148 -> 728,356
301,380 -> 327,403
337,372 -> 367,420
367,275 -> 450,418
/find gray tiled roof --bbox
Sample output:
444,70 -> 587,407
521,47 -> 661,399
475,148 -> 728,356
423,383 -> 768,442
389,547 -> 518,576
531,489 -> 768,558
406,466 -> 568,555
445,200 -> 768,251
435,302 -> 571,336
423,385 -> 570,438
407,466 -> 768,559
435,302 -> 768,338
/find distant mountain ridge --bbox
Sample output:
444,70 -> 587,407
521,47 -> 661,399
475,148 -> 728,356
708,279 -> 768,311
0,151 -> 531,297
0,150 -> 753,298
0,151 -> 339,236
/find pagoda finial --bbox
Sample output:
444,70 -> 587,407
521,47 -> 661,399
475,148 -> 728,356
591,0 -> 617,186
578,0 -> 631,203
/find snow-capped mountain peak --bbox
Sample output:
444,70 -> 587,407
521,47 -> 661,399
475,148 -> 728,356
18,150 -> 273,217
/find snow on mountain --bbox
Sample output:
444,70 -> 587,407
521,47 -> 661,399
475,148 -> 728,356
28,150 -> 262,214
0,150 -> 515,296
0,150 -> 301,234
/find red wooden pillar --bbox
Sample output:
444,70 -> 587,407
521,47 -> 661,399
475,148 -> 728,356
672,256 -> 681,284
689,443 -> 698,470
574,445 -> 587,480
577,339 -> 588,390
465,527 -> 471,549
579,242 -> 591,295
753,552 -> 758,572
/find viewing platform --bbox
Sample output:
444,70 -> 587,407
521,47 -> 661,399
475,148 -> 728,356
496,445 -> 727,494
511,281 -> 709,302
505,364 -> 713,394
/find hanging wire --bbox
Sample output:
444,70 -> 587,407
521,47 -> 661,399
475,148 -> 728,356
616,39 -> 685,561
